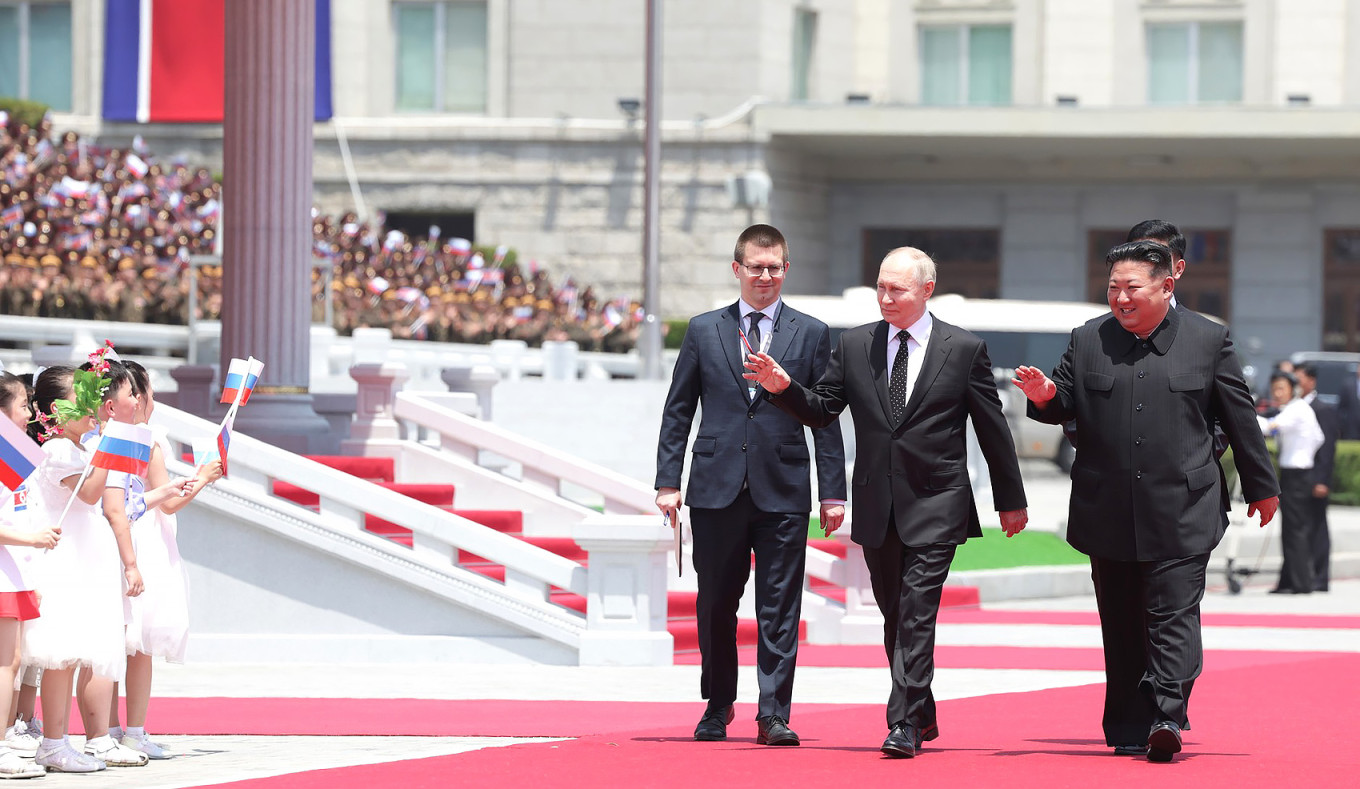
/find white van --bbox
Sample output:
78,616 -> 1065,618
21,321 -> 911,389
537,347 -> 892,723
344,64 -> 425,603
779,289 -> 1109,470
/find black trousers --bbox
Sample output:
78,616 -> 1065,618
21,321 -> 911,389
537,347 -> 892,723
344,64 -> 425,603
689,489 -> 808,721
1090,553 -> 1208,747
861,525 -> 955,736
1277,468 -> 1316,593
1309,491 -> 1331,591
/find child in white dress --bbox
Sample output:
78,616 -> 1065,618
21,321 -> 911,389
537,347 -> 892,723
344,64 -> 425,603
0,373 -> 53,779
22,358 -> 181,771
108,361 -> 220,759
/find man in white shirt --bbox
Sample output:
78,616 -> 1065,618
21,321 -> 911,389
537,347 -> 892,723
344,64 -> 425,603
1259,371 -> 1325,594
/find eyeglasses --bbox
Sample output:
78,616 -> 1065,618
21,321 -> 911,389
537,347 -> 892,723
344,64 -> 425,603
739,263 -> 787,278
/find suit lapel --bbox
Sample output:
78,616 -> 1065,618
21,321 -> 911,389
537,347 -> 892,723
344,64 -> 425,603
867,322 -> 892,423
901,320 -> 952,423
718,303 -> 747,398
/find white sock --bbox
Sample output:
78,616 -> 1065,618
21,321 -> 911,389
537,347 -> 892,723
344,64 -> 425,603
108,726 -> 123,739
125,726 -> 144,738
86,734 -> 114,750
40,737 -> 63,750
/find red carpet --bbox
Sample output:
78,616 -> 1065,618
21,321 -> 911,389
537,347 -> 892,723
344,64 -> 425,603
195,651 -> 1360,789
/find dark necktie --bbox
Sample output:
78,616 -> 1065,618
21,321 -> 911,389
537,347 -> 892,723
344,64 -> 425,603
889,329 -> 911,424
746,311 -> 763,353
746,312 -> 764,400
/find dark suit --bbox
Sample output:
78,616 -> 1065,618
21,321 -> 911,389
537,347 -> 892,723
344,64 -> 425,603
768,316 -> 1026,736
1307,394 -> 1340,591
1028,306 -> 1278,745
655,301 -> 845,721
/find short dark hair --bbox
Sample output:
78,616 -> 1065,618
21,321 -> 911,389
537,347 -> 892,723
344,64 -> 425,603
1296,362 -> 1319,380
1105,240 -> 1175,279
1127,219 -> 1186,260
1270,370 -> 1298,389
0,372 -> 29,417
734,224 -> 789,264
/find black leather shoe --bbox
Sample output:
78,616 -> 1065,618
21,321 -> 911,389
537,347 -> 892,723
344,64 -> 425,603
1113,744 -> 1148,756
1147,721 -> 1183,763
880,722 -> 918,758
756,715 -> 800,746
694,705 -> 735,741
1269,587 -> 1308,595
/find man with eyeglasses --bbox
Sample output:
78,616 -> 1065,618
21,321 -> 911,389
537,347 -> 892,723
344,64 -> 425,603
656,224 -> 846,747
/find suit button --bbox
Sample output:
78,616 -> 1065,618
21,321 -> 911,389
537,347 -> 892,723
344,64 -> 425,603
1138,371 -> 1145,378
1135,437 -> 1143,446
748,412 -> 754,419
1136,404 -> 1143,411
1142,342 -> 1149,349
741,443 -> 747,452
1136,472 -> 1143,480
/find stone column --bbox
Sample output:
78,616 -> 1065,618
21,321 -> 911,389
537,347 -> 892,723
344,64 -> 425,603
220,0 -> 328,453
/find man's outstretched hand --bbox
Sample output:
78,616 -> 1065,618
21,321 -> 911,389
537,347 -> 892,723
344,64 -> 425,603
743,352 -> 791,394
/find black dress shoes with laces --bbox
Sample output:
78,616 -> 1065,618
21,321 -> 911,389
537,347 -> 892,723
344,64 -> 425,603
880,722 -> 919,758
1147,721 -> 1183,763
694,705 -> 735,741
1113,744 -> 1149,756
756,715 -> 800,746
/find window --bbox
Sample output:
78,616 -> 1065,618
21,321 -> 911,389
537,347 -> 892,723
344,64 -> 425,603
1086,229 -> 1233,320
1322,230 -> 1360,352
920,25 -> 1012,106
862,228 -> 1000,298
791,8 -> 817,102
1146,21 -> 1243,104
395,1 -> 488,113
0,1 -> 72,111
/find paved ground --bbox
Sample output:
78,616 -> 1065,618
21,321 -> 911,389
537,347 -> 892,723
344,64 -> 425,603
21,578 -> 1358,788
22,459 -> 1360,787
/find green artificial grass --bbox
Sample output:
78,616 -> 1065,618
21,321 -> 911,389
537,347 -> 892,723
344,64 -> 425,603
808,519 -> 1087,572
950,527 -> 1088,571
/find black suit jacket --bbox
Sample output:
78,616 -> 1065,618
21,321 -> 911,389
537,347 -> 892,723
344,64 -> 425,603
655,302 -> 846,512
1309,396 -> 1340,489
767,317 -> 1027,549
1029,307 -> 1279,561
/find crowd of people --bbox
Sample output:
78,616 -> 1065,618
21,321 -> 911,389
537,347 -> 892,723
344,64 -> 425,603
0,113 -> 646,352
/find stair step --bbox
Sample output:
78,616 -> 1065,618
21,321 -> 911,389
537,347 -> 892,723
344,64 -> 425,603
521,536 -> 588,563
453,509 -> 523,534
378,482 -> 455,507
305,455 -> 394,482
807,538 -> 848,558
668,618 -> 807,654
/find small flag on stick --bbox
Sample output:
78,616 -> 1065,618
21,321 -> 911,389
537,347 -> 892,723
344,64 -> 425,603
239,358 -> 264,405
217,411 -> 234,478
92,422 -> 153,477
0,418 -> 43,491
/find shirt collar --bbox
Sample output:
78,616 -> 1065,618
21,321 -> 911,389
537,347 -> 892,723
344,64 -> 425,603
737,298 -> 780,325
889,310 -> 933,344
1117,303 -> 1179,355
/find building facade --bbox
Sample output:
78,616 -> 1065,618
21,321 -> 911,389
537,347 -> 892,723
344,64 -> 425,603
8,0 -> 1360,368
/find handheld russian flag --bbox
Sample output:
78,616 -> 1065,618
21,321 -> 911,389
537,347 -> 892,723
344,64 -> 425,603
92,421 -> 154,477
0,418 -> 44,492
239,358 -> 265,405
220,358 -> 248,405
217,411 -> 234,478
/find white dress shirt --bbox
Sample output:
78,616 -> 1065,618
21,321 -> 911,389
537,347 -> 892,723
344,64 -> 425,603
1261,397 -> 1324,470
737,298 -> 778,358
886,311 -> 934,412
